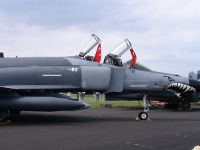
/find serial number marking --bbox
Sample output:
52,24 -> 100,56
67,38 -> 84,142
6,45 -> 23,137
71,68 -> 78,72
130,85 -> 147,88
67,67 -> 78,72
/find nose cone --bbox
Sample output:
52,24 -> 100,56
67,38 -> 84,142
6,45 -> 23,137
189,79 -> 200,92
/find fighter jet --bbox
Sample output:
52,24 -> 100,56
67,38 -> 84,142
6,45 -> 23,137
0,34 -> 199,122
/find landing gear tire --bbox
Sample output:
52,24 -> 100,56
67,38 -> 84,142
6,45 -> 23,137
138,112 -> 148,120
0,110 -> 20,124
10,110 -> 21,118
0,110 -> 11,124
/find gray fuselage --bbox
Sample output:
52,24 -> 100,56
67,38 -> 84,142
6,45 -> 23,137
0,56 -> 199,105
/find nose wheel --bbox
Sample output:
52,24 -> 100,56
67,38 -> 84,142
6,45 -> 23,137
137,94 -> 151,121
138,111 -> 148,120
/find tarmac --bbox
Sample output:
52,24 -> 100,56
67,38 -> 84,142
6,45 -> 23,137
1,106 -> 200,150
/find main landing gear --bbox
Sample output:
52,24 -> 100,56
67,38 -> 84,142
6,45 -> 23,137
0,110 -> 21,124
137,94 -> 151,121
164,100 -> 191,111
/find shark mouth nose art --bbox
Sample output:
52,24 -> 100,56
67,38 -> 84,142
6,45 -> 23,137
166,82 -> 196,97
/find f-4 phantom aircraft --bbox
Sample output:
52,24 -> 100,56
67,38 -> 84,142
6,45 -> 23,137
0,34 -> 199,122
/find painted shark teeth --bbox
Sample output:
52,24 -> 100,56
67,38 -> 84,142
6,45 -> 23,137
166,82 -> 196,97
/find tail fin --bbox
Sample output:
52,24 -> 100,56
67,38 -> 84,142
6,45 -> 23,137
189,71 -> 197,80
0,52 -> 4,58
197,70 -> 200,80
94,43 -> 101,63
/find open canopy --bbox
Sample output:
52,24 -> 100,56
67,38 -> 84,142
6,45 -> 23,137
79,34 -> 101,58
109,39 -> 132,58
104,39 -> 136,67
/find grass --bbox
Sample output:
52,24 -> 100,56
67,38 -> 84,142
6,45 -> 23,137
193,101 -> 200,105
74,94 -> 142,108
73,94 -> 200,108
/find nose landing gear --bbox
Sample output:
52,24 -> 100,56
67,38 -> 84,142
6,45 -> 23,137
137,94 -> 151,121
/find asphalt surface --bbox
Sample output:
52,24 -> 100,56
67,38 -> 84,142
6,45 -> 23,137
1,106 -> 200,150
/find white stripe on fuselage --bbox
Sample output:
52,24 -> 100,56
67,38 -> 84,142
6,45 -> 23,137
42,74 -> 62,77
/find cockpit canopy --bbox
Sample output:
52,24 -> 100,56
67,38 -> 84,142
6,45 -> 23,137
104,39 -> 133,67
109,39 -> 132,58
79,34 -> 101,61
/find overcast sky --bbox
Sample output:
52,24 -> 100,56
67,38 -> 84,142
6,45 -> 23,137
0,0 -> 200,76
